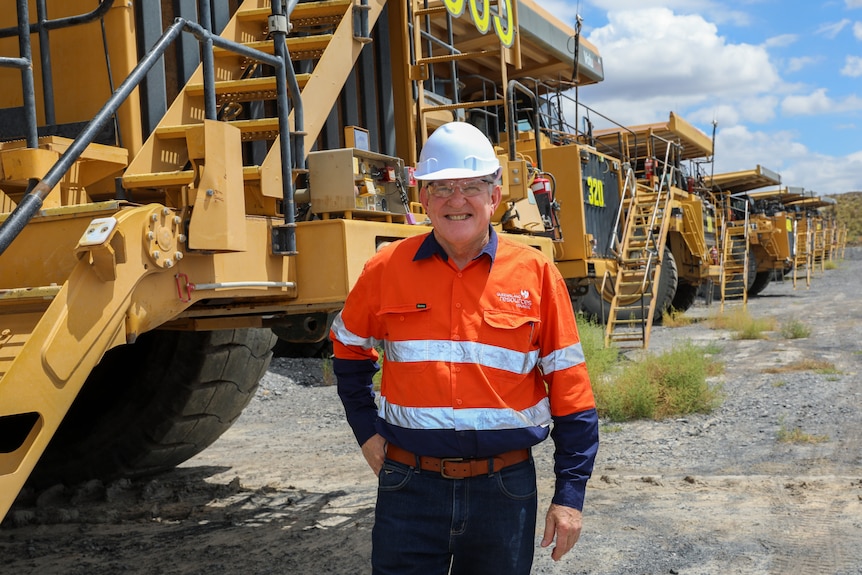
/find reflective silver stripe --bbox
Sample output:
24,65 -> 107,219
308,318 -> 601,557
384,339 -> 539,374
330,311 -> 381,350
539,341 -> 586,375
379,396 -> 552,431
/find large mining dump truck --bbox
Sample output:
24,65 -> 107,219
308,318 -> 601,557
0,0 -> 616,521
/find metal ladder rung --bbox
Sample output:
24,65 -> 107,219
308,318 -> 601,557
214,35 -> 333,60
123,166 -> 262,189
238,0 -> 352,25
185,74 -> 311,102
156,118 -> 281,141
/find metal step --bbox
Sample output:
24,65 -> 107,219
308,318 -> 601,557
215,34 -> 333,60
123,166 -> 262,190
156,117 -> 281,142
237,0 -> 352,29
185,74 -> 311,103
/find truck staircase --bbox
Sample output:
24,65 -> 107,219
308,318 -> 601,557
604,177 -> 673,349
812,227 -> 827,273
792,221 -> 812,289
1,0 -> 379,522
410,1 -> 511,143
123,0 -> 378,221
719,219 -> 749,311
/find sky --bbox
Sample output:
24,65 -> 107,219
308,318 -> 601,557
532,0 -> 862,197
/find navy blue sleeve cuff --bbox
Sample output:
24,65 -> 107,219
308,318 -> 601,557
550,408 -> 600,510
334,357 -> 380,446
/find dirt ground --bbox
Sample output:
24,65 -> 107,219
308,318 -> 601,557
2,249 -> 861,575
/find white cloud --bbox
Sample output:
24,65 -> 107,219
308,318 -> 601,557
781,89 -> 862,115
782,89 -> 835,115
714,125 -> 862,195
816,19 -> 851,38
583,0 -> 750,25
765,34 -> 797,48
582,8 -> 779,125
846,0 -> 862,8
786,56 -> 817,73
854,21 -> 862,40
842,55 -> 862,76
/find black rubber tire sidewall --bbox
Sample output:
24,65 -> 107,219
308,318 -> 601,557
671,280 -> 699,313
748,270 -> 773,297
30,328 -> 277,487
579,248 -> 678,324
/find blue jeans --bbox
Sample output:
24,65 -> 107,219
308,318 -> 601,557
371,456 -> 538,575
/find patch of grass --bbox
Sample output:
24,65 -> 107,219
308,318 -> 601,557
776,421 -> 829,444
592,342 -> 724,422
600,423 -> 624,433
772,379 -> 787,388
762,359 -> 839,375
321,357 -> 336,386
577,314 -> 619,383
661,308 -> 694,327
780,319 -> 811,339
709,307 -> 776,340
823,259 -> 838,270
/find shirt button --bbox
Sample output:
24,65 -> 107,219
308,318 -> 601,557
456,399 -> 463,405
455,302 -> 462,309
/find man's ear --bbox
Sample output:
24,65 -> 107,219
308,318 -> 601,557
490,183 -> 503,210
419,184 -> 430,211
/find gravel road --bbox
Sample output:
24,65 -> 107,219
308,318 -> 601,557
1,248 -> 861,575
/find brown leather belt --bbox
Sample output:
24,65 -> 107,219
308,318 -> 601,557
386,444 -> 530,479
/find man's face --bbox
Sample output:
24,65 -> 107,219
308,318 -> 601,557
420,177 -> 502,250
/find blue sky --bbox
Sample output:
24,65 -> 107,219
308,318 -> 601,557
533,0 -> 862,196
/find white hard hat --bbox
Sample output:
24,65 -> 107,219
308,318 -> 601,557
414,122 -> 501,180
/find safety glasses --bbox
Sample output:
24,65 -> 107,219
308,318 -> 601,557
425,178 -> 495,198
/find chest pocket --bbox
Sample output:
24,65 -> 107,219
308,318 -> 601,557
479,310 -> 541,386
377,305 -> 434,373
481,310 -> 540,352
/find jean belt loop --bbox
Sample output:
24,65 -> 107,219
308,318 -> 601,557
414,453 -> 422,473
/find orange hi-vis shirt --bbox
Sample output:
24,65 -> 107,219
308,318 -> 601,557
331,229 -> 599,509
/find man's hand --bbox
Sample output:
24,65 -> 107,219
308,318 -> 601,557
360,434 -> 387,476
540,503 -> 583,561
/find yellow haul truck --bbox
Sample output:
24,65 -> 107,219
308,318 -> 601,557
589,112 -> 720,345
0,0 -> 612,521
706,165 -> 790,298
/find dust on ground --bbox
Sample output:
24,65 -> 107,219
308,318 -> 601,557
2,249 -> 861,575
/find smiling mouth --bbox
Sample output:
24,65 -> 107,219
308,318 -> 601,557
446,214 -> 471,221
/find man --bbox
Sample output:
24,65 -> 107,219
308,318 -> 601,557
330,121 -> 599,575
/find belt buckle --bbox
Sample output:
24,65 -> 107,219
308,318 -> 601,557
439,457 -> 464,479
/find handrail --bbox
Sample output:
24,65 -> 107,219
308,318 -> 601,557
0,0 -> 114,37
0,12 -> 300,256
506,80 -> 543,170
608,162 -> 636,255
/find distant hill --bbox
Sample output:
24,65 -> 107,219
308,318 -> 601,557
827,191 -> 862,246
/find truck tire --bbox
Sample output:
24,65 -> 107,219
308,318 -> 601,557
671,280 -> 699,313
748,270 -> 772,297
580,248 -> 678,324
30,328 -> 277,487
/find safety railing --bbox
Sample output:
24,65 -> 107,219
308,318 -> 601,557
0,0 -> 303,257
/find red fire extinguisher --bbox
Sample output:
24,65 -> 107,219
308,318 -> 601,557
644,157 -> 653,180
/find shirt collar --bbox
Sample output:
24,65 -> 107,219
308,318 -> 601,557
414,226 -> 498,268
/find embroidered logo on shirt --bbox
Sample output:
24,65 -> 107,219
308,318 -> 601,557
496,290 -> 533,310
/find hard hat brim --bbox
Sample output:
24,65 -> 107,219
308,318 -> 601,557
414,166 -> 498,181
